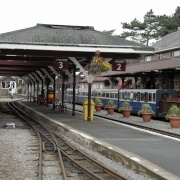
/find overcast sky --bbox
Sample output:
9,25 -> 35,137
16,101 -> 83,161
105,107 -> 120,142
0,0 -> 179,35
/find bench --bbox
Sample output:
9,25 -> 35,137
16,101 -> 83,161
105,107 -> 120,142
52,99 -> 67,112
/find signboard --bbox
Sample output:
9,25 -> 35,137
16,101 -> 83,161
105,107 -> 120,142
112,61 -> 126,71
53,60 -> 68,70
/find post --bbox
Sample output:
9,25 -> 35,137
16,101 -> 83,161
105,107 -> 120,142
72,64 -> 76,116
88,83 -> 92,121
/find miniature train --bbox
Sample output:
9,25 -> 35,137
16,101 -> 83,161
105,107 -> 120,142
66,88 -> 178,117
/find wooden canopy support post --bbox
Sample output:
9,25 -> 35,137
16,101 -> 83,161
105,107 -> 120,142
52,74 -> 56,109
72,64 -> 76,116
36,70 -> 44,97
122,77 -> 125,89
61,72 -> 65,110
41,79 -> 44,97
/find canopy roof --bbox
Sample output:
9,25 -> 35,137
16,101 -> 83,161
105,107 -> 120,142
0,24 -> 154,77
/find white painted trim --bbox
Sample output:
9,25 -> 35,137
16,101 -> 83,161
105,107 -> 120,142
0,44 -> 154,54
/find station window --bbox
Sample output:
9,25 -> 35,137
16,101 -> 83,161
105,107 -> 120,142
1,81 -> 10,89
173,50 -> 180,57
145,56 -> 151,62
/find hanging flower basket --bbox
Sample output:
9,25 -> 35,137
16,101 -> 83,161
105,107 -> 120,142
89,56 -> 111,75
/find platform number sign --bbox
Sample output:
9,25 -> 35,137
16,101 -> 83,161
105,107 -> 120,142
112,61 -> 126,71
53,60 -> 68,70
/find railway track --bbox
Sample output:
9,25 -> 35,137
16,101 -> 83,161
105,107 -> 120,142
5,102 -> 127,180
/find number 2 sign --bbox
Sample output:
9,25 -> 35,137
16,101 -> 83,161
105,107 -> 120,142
53,60 -> 68,70
112,61 -> 126,71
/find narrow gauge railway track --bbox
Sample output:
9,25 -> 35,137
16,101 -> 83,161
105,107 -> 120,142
0,103 -> 17,115
8,102 -> 127,180
71,106 -> 180,140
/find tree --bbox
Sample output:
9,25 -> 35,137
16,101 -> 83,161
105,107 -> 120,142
120,9 -> 160,45
103,29 -> 116,35
103,77 -> 119,88
120,7 -> 180,45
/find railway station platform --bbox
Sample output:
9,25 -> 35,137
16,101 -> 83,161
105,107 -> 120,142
1,98 -> 180,180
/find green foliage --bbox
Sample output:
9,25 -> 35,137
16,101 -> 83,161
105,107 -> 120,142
103,29 -> 116,35
137,103 -> 155,116
120,7 -> 180,45
165,104 -> 180,120
58,71 -> 69,82
118,101 -> 132,112
105,99 -> 117,109
94,98 -> 103,106
104,79 -> 111,87
104,77 -> 119,88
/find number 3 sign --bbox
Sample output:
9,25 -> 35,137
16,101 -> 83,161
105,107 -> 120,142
112,61 -> 126,71
53,60 -> 68,70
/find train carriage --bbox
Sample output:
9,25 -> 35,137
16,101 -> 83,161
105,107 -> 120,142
66,88 -> 177,118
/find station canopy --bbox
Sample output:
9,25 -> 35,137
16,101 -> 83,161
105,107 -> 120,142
0,23 -> 154,77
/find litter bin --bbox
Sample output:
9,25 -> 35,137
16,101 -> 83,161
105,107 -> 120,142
83,98 -> 95,121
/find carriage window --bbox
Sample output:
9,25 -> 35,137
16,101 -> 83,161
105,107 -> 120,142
137,92 -> 140,101
110,93 -> 114,98
148,93 -> 152,102
94,91 -> 97,97
140,93 -> 144,101
133,93 -> 137,100
121,92 -> 124,99
162,93 -> 172,98
153,93 -> 156,102
124,92 -> 128,100
119,92 -> 123,99
102,92 -> 105,97
106,92 -> 109,98
115,93 -> 118,99
144,92 -> 148,102
127,92 -> 130,100
130,92 -> 133,100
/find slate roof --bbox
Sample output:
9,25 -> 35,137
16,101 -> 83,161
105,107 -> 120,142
0,23 -> 154,51
152,30 -> 180,52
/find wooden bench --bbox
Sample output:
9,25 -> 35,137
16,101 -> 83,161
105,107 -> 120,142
52,99 -> 67,112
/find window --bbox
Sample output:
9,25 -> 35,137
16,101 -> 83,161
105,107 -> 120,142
144,92 -> 148,102
1,81 -> 10,89
145,56 -> 151,62
173,50 -> 180,57
106,92 -> 109,98
110,93 -> 114,98
140,92 -> 144,101
137,92 -> 140,101
133,93 -> 137,100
